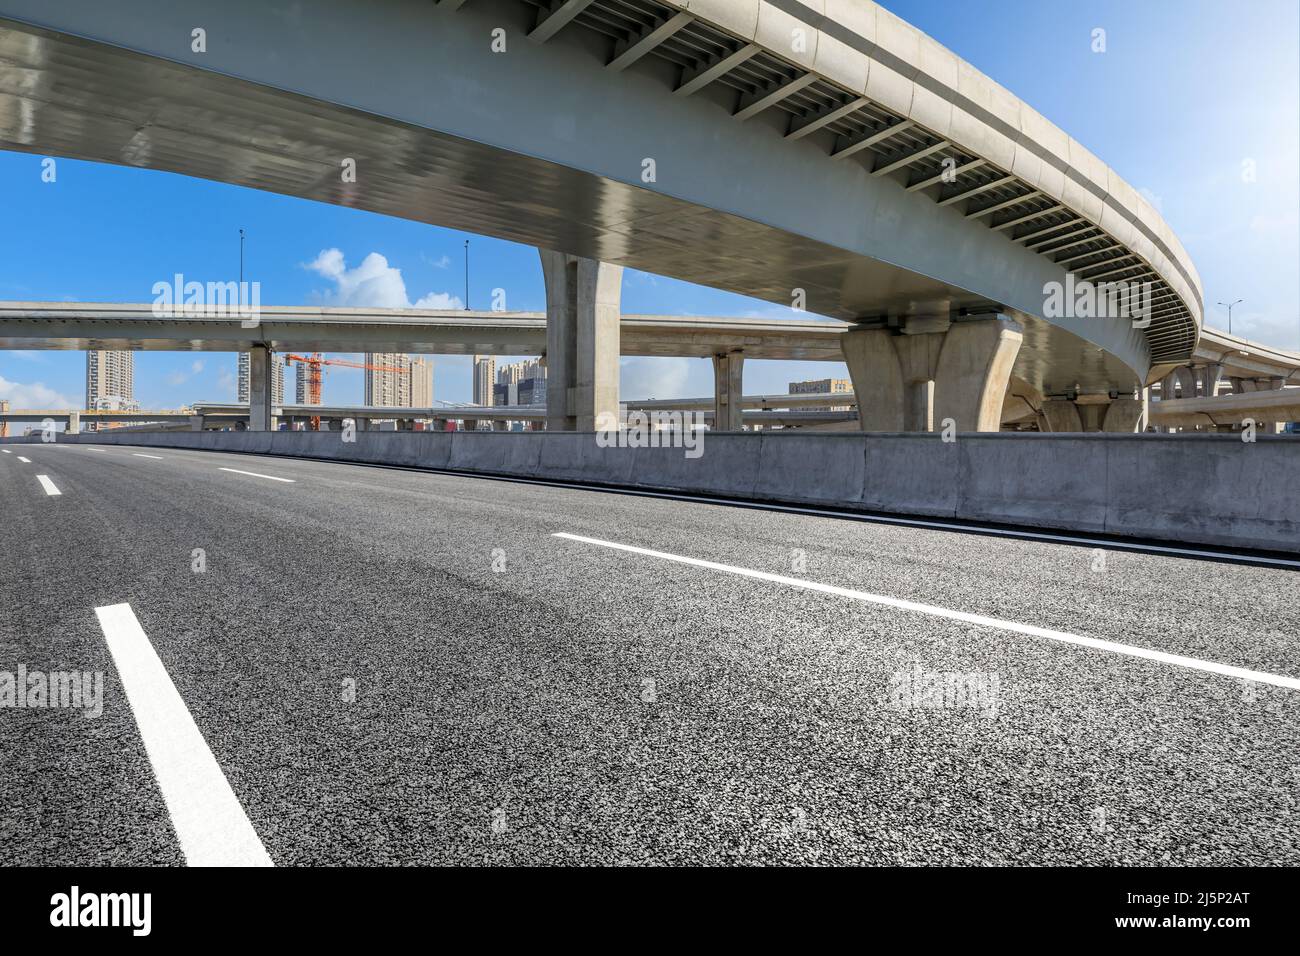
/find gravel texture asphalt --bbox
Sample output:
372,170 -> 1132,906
2,441 -> 1297,865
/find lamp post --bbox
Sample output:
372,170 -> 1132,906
464,239 -> 470,311
1217,298 -> 1242,335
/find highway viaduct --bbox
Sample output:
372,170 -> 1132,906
0,0 -> 1206,435
1,304 -> 1295,433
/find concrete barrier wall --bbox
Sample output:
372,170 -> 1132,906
8,430 -> 1297,554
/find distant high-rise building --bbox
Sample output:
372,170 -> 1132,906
364,353 -> 433,408
295,363 -> 311,405
473,355 -> 496,406
237,352 -> 285,405
86,350 -> 135,411
517,377 -> 546,406
496,358 -> 546,388
788,377 -> 852,411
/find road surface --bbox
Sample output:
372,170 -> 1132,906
2,441 -> 1297,865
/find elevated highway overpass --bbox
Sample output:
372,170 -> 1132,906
0,0 -> 1205,434
3,304 -> 1296,431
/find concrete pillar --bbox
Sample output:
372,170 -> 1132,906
1100,398 -> 1143,433
189,415 -> 205,432
1041,396 -> 1143,433
492,419 -> 508,432
1040,399 -> 1083,432
249,345 -> 272,432
538,249 -> 623,431
931,317 -> 1022,432
711,349 -> 744,431
66,410 -> 80,435
841,314 -> 1021,433
355,417 -> 370,431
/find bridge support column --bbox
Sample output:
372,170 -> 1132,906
711,349 -> 744,431
1039,396 -> 1143,433
66,410 -> 80,436
539,249 -> 622,431
189,415 -> 205,432
248,345 -> 272,432
841,314 -> 1022,432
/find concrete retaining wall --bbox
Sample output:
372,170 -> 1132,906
9,430 -> 1297,554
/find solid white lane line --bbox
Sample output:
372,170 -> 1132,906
554,532 -> 1300,691
17,456 -> 31,463
93,603 -> 274,867
218,467 -> 295,483
402,467 -> 1300,571
36,475 -> 62,496
133,453 -> 165,459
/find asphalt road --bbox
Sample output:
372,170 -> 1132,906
2,440 -> 1297,865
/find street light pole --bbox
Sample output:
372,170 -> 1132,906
464,239 -> 469,311
1217,298 -> 1242,335
239,228 -> 246,309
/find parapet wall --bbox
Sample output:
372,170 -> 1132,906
13,430 -> 1298,555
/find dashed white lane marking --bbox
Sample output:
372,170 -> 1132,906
218,467 -> 295,483
554,532 -> 1300,692
1,449 -> 10,454
17,456 -> 31,463
133,453 -> 165,460
93,603 -> 274,867
36,475 -> 61,496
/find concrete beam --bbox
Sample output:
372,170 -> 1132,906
529,0 -> 595,44
607,11 -> 693,71
675,44 -> 761,97
539,249 -> 623,431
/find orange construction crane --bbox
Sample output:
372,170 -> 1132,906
283,353 -> 410,429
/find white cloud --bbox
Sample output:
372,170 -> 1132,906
1137,186 -> 1164,212
620,357 -> 697,400
413,292 -> 462,309
0,374 -> 76,409
215,367 -> 237,400
306,248 -> 463,309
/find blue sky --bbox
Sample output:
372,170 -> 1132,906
1,0 -> 1296,410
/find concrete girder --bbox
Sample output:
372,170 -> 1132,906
675,43 -> 762,97
734,72 -> 817,121
607,11 -> 694,71
529,0 -> 595,44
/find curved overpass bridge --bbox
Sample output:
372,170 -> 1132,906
0,0 -> 1202,431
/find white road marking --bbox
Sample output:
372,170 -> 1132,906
416,468 -> 1300,571
218,467 -> 295,483
93,603 -> 274,867
1,449 -> 10,454
133,453 -> 165,460
36,475 -> 62,496
17,456 -> 31,463
554,532 -> 1300,692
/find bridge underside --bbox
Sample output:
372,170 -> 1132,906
0,10 -> 1143,399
